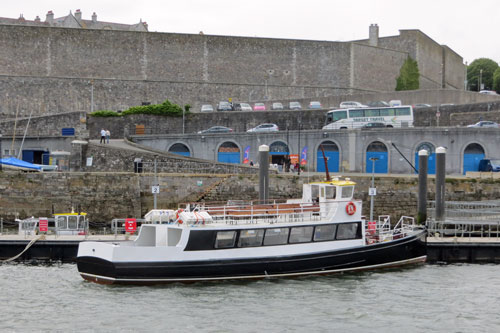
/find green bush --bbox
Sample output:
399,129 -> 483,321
122,99 -> 184,117
90,99 -> 186,117
90,110 -> 121,117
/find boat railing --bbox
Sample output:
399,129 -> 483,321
182,201 -> 322,225
366,215 -> 418,244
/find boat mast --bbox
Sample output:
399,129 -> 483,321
319,144 -> 331,182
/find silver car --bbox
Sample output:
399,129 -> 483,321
200,104 -> 214,112
247,123 -> 279,133
467,121 -> 499,128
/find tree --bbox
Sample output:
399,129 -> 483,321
493,67 -> 500,93
467,58 -> 498,91
395,57 -> 420,91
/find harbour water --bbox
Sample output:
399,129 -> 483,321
1,263 -> 499,332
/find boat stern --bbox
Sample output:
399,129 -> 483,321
76,241 -> 118,284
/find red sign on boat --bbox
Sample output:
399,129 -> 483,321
125,218 -> 137,233
39,218 -> 48,232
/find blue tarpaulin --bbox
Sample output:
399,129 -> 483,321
0,157 -> 42,171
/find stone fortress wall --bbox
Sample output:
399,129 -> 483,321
0,22 -> 465,119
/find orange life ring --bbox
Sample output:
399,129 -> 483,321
176,209 -> 184,223
346,202 -> 356,215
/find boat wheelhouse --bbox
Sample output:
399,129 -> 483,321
17,212 -> 88,236
77,178 -> 426,284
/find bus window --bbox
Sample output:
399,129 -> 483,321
349,109 -> 364,118
365,109 -> 380,117
379,108 -> 395,116
329,110 -> 347,122
396,107 -> 411,116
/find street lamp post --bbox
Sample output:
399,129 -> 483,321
90,80 -> 94,113
479,69 -> 483,91
369,157 -> 379,221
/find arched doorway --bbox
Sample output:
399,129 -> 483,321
168,143 -> 190,157
414,142 -> 436,174
366,141 -> 388,173
269,141 -> 290,171
317,141 -> 339,172
463,143 -> 485,174
217,142 -> 240,164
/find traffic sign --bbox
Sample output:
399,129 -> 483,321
369,188 -> 377,196
152,185 -> 160,194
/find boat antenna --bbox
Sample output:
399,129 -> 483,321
319,144 -> 331,182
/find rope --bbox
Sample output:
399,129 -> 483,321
1,236 -> 42,263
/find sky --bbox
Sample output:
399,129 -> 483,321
3,0 -> 500,64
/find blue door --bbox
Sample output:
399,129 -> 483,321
463,153 -> 485,174
366,152 -> 388,173
22,150 -> 35,163
415,153 -> 436,174
218,152 -> 240,164
317,151 -> 339,172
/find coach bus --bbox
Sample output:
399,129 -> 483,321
322,105 -> 414,129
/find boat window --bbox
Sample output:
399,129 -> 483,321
311,185 -> 319,203
214,231 -> 236,249
56,216 -> 67,229
341,186 -> 353,198
313,224 -> 337,241
68,216 -> 78,229
289,226 -> 314,243
238,229 -> 265,247
336,223 -> 360,240
263,228 -> 290,246
325,186 -> 336,199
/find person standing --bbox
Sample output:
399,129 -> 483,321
100,128 -> 106,144
105,129 -> 111,144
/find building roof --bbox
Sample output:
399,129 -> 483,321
0,10 -> 148,32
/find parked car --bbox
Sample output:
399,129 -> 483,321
197,126 -> 233,134
478,159 -> 500,172
216,101 -> 233,111
289,101 -> 302,110
308,101 -> 322,109
479,90 -> 498,95
367,101 -> 390,107
271,102 -> 284,110
247,123 -> 279,133
467,121 -> 499,128
413,103 -> 432,108
361,122 -> 386,129
339,101 -> 366,109
234,103 -> 252,111
200,104 -> 214,112
253,103 -> 266,111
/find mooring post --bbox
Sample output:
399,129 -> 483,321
417,149 -> 428,224
259,145 -> 269,203
435,147 -> 446,221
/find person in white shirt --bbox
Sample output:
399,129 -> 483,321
100,129 -> 106,144
105,129 -> 111,144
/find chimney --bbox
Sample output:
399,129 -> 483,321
46,10 -> 54,24
92,12 -> 97,23
143,21 -> 148,31
369,24 -> 379,47
75,9 -> 82,21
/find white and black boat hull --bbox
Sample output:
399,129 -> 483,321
77,230 -> 426,285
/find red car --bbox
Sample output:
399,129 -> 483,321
253,103 -> 266,111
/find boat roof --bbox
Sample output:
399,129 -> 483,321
54,212 -> 87,216
309,180 -> 356,186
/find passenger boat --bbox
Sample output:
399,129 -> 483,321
77,178 -> 426,284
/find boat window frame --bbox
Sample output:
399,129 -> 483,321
263,227 -> 290,246
341,186 -> 354,199
214,230 -> 237,249
237,229 -> 265,248
336,222 -> 361,240
313,224 -> 337,242
289,226 -> 314,244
